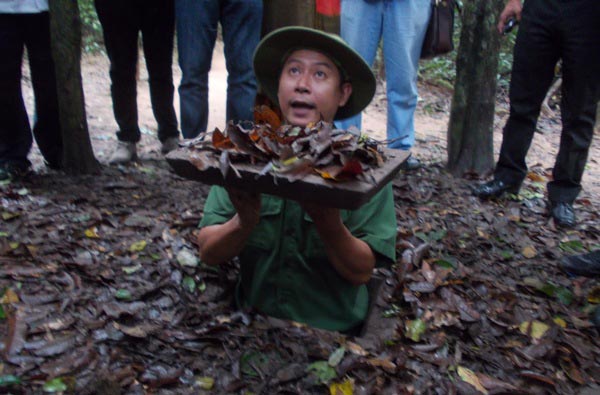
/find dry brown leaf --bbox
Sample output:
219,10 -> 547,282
457,366 -> 487,394
254,104 -> 282,130
519,320 -> 549,339
0,288 -> 19,304
522,246 -> 537,259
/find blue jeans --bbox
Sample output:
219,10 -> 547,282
338,0 -> 430,150
176,0 -> 262,138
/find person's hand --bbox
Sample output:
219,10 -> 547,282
225,187 -> 261,228
300,200 -> 341,231
300,200 -> 375,285
497,0 -> 522,34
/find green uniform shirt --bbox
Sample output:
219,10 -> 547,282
199,184 -> 397,332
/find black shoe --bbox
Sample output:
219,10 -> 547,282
550,201 -> 576,228
472,179 -> 519,199
400,155 -> 421,171
560,250 -> 600,278
0,162 -> 31,181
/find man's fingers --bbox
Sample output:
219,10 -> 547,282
497,9 -> 510,34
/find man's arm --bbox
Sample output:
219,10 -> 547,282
301,203 -> 376,285
497,0 -> 523,34
197,188 -> 261,266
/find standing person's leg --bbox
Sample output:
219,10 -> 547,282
95,0 -> 141,144
382,0 -> 430,154
0,13 -> 33,177
176,0 -> 218,138
25,11 -> 63,169
338,0 -> 383,131
475,0 -> 560,199
141,0 -> 179,149
547,0 -> 600,206
220,0 -> 262,126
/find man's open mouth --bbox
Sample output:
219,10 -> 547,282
290,100 -> 316,110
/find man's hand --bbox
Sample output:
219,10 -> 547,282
226,187 -> 261,228
197,188 -> 261,266
300,201 -> 341,231
498,0 -> 522,34
300,200 -> 374,285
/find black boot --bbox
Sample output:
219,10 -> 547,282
472,179 -> 519,199
550,201 -> 576,228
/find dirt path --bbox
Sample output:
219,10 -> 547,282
22,42 -> 600,200
8,43 -> 600,394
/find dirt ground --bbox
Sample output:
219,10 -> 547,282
5,43 -> 599,394
21,41 -> 600,201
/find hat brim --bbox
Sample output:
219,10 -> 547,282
253,27 -> 376,121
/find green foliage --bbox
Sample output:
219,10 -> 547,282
78,0 -> 103,53
240,350 -> 272,378
42,377 -> 67,392
418,14 -> 518,93
559,240 -> 585,254
306,361 -> 337,384
406,318 -> 427,342
327,347 -> 345,367
496,28 -> 517,91
417,15 -> 462,89
0,374 -> 21,387
539,283 -> 573,305
419,54 -> 456,90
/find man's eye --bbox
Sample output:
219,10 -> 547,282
315,70 -> 326,78
289,67 -> 300,75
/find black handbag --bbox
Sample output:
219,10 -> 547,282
421,0 -> 456,59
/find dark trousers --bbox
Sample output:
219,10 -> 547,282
0,12 -> 62,168
95,0 -> 178,143
494,0 -> 600,204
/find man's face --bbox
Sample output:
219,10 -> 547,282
277,49 -> 352,127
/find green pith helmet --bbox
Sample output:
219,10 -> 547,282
253,26 -> 376,120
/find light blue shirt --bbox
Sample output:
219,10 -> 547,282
0,0 -> 48,14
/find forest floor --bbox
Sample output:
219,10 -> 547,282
0,43 -> 599,394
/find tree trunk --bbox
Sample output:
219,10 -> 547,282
446,0 -> 504,177
262,0 -> 340,36
262,0 -> 315,36
49,0 -> 99,175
